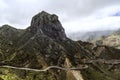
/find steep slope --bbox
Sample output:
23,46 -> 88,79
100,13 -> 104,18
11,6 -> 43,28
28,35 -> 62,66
0,11 -> 120,80
0,25 -> 24,62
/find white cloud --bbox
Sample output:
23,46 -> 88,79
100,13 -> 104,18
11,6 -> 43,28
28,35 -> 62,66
0,0 -> 120,33
64,5 -> 120,33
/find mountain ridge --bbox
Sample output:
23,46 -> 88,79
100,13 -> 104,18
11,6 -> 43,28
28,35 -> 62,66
95,28 -> 120,49
68,30 -> 114,41
0,11 -> 120,80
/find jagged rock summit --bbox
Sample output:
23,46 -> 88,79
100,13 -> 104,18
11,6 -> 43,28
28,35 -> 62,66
29,11 -> 67,40
0,11 -> 120,80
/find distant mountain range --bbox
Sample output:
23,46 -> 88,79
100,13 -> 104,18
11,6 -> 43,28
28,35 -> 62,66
68,30 -> 115,41
68,28 -> 120,49
95,28 -> 120,49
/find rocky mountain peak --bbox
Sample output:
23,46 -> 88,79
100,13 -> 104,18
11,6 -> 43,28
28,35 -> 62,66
0,11 -> 120,80
29,11 -> 67,40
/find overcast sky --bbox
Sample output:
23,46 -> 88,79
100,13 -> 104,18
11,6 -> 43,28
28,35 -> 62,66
0,0 -> 120,33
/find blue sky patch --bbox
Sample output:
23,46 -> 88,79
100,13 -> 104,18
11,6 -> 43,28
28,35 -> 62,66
113,11 -> 120,16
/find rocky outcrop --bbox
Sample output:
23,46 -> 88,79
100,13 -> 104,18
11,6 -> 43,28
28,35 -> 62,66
29,11 -> 67,40
0,11 -> 120,80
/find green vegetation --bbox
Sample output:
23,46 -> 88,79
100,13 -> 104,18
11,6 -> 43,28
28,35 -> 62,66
0,12 -> 120,80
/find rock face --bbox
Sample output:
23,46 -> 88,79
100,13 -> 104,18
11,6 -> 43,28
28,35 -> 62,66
29,11 -> 66,40
0,11 -> 120,80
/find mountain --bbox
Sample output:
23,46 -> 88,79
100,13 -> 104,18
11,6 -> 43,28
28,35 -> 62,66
68,30 -> 114,41
0,11 -> 120,80
95,29 -> 120,49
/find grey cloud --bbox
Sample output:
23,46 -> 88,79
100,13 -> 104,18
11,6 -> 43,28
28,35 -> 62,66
47,0 -> 120,16
0,0 -> 120,29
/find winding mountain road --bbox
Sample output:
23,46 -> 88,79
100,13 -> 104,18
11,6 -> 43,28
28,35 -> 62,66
0,65 -> 88,72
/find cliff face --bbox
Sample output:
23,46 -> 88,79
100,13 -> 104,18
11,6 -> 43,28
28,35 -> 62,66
0,11 -> 120,80
29,11 -> 66,40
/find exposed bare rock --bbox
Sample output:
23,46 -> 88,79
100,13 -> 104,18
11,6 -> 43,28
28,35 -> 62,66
29,11 -> 67,40
0,11 -> 120,80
